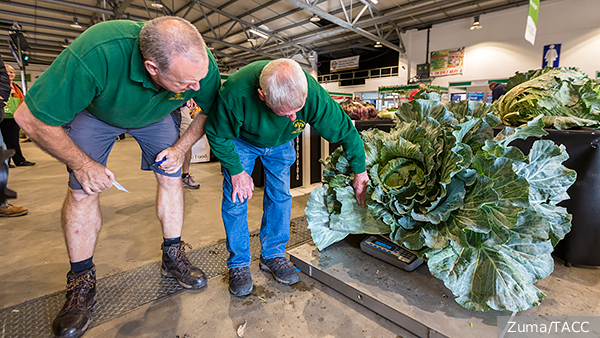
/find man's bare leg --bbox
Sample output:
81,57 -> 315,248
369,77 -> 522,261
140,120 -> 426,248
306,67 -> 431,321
62,188 -> 102,262
156,173 -> 207,289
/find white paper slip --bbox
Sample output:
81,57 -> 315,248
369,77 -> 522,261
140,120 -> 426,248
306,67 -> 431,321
112,181 -> 129,193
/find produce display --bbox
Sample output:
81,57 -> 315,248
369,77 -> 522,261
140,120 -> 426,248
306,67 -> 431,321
496,67 -> 600,129
305,98 -> 576,312
340,99 -> 378,120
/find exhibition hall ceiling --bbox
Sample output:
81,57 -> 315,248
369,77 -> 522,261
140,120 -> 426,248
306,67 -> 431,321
0,0 -> 532,70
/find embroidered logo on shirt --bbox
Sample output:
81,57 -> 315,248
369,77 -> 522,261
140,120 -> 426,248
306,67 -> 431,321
169,93 -> 186,101
292,120 -> 306,134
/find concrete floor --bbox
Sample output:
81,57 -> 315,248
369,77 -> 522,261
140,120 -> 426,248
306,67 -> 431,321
0,139 -> 412,337
2,138 -> 598,338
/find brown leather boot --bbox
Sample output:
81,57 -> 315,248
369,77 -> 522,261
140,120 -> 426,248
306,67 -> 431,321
52,267 -> 96,338
161,241 -> 207,289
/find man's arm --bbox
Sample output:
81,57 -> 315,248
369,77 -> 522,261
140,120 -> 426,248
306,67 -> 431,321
156,112 -> 207,174
14,103 -> 115,194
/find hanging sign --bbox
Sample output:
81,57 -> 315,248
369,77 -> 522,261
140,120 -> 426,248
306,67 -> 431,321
542,43 -> 561,68
525,0 -> 540,45
329,92 -> 353,103
330,55 -> 360,73
430,47 -> 464,76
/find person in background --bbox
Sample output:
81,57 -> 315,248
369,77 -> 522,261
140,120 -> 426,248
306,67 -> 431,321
180,99 -> 200,189
0,57 -> 28,217
408,83 -> 427,101
205,59 -> 369,297
1,64 -> 35,167
14,17 -> 220,338
489,82 -> 507,102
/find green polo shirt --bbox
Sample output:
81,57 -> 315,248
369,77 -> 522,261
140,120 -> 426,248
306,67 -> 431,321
25,20 -> 220,128
205,60 -> 366,176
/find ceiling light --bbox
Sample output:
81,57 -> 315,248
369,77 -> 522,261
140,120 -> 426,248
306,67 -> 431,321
370,0 -> 378,4
470,15 -> 482,30
151,1 -> 163,9
248,28 -> 269,39
374,41 -> 382,48
310,15 -> 321,22
61,38 -> 70,48
70,16 -> 82,29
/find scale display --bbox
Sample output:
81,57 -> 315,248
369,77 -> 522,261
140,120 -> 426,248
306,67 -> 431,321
360,236 -> 424,272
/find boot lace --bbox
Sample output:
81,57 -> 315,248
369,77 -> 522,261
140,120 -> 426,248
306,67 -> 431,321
268,257 -> 292,271
171,242 -> 193,274
230,267 -> 249,280
65,272 -> 95,311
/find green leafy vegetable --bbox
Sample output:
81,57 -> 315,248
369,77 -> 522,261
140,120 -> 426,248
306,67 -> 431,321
496,67 -> 600,129
305,98 -> 577,312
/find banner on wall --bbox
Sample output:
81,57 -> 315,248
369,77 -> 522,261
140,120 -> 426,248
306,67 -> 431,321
330,55 -> 360,73
430,47 -> 464,76
329,92 -> 353,103
525,0 -> 540,45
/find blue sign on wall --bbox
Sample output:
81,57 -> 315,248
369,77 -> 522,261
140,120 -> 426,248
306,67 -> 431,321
467,92 -> 484,102
542,43 -> 561,68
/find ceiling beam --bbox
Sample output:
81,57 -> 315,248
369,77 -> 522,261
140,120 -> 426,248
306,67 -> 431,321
282,0 -> 403,53
34,0 -> 147,21
114,0 -> 136,18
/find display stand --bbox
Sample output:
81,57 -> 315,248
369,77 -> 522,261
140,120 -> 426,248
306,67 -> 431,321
289,235 -> 509,338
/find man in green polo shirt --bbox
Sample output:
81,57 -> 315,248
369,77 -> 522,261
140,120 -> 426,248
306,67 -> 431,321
205,59 -> 368,297
14,16 -> 219,338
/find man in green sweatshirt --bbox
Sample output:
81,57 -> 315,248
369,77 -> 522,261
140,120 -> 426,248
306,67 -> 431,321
205,59 -> 368,296
15,17 -> 220,338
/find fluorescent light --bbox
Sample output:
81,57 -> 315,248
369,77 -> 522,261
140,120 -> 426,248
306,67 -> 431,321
310,15 -> 321,22
370,0 -> 378,4
151,1 -> 163,8
248,28 -> 269,39
70,16 -> 82,29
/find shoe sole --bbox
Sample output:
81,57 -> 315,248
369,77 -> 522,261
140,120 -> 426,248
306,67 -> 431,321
160,268 -> 207,290
184,185 -> 200,189
0,211 -> 29,217
259,262 -> 300,285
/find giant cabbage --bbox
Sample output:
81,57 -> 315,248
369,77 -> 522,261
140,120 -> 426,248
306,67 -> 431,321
496,67 -> 600,129
305,99 -> 576,312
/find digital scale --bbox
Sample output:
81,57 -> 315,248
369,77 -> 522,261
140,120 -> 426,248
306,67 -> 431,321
360,235 -> 424,272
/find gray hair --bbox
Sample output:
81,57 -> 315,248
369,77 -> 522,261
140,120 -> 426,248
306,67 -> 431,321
139,16 -> 207,73
259,59 -> 308,111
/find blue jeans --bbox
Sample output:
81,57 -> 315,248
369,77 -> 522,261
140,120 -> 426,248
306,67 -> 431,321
222,138 -> 296,268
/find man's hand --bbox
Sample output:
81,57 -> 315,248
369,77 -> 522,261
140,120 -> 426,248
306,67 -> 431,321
231,171 -> 254,203
72,161 -> 115,195
155,146 -> 186,174
352,171 -> 369,207
186,98 -> 198,111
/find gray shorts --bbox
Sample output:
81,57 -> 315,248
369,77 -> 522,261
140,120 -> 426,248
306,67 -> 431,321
62,110 -> 181,190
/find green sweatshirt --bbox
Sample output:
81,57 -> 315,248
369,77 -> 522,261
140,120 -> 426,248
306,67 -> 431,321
205,60 -> 366,176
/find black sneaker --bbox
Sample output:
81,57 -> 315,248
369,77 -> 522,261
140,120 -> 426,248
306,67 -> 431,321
259,257 -> 299,285
15,160 -> 36,166
52,267 -> 96,338
161,242 -> 207,289
228,266 -> 253,297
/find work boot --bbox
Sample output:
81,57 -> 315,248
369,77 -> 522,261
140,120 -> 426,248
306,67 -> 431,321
52,267 -> 96,338
0,203 -> 28,217
260,257 -> 299,285
161,242 -> 207,289
228,266 -> 253,297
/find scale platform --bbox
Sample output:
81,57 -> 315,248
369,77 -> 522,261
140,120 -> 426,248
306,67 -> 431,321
288,235 -> 510,338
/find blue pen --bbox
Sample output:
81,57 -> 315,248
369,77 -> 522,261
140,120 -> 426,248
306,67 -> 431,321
155,157 -> 167,165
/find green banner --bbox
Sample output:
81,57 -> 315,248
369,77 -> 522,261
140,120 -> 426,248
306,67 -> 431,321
525,0 -> 540,45
13,74 -> 31,82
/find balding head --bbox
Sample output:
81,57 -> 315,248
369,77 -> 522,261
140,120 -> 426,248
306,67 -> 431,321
259,59 -> 308,113
139,16 -> 207,73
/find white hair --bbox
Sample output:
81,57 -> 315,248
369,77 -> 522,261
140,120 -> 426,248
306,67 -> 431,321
259,59 -> 308,112
139,16 -> 207,73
